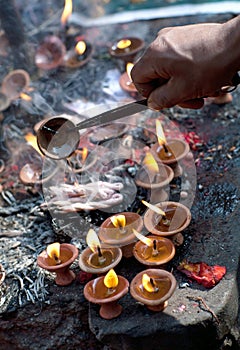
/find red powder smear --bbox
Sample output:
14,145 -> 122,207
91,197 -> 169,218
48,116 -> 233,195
178,260 -> 226,288
77,271 -> 93,284
184,131 -> 205,151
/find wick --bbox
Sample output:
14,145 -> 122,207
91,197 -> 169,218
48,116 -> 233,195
152,240 -> 158,257
119,226 -> 127,234
54,255 -> 62,265
163,143 -> 172,157
161,215 -> 171,227
97,246 -> 106,265
150,277 -> 159,292
107,287 -> 116,295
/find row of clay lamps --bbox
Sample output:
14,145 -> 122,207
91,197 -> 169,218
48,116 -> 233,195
37,201 -> 191,318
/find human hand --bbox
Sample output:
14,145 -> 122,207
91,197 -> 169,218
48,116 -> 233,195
131,20 -> 240,110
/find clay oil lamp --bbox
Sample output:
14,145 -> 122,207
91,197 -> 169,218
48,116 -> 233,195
132,228 -> 175,267
119,62 -> 138,95
79,229 -> 122,275
143,201 -> 192,246
1,69 -> 30,101
130,269 -> 177,312
37,242 -> 78,286
151,120 -> 190,177
135,151 -> 174,203
109,37 -> 145,64
19,133 -> 59,185
64,40 -> 93,68
99,212 -> 143,258
67,146 -> 98,174
84,268 -> 129,319
35,35 -> 66,70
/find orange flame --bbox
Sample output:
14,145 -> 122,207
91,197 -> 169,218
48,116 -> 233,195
61,0 -> 72,27
126,62 -> 134,81
110,214 -> 126,228
117,39 -> 131,49
156,119 -> 167,146
132,228 -> 153,247
142,200 -> 166,217
25,133 -> 44,156
75,147 -> 88,163
142,273 -> 158,293
75,41 -> 87,55
20,92 -> 32,101
104,269 -> 118,289
86,229 -> 101,253
142,151 -> 159,173
46,242 -> 61,263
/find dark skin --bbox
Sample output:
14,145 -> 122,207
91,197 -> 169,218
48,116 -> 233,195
131,16 -> 240,110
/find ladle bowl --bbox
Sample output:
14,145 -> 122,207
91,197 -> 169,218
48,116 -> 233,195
36,117 -> 80,160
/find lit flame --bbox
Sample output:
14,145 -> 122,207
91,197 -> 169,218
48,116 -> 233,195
132,228 -> 153,247
117,39 -> 131,50
20,92 -> 32,101
110,214 -> 126,228
25,132 -> 44,156
46,242 -> 60,262
142,200 -> 166,217
142,273 -> 158,293
75,41 -> 86,55
142,151 -> 159,173
61,0 -> 72,27
156,119 -> 167,146
104,269 -> 118,289
86,229 -> 101,253
75,147 -> 88,163
126,62 -> 134,81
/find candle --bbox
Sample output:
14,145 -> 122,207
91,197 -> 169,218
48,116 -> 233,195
133,229 -> 175,266
130,269 -> 177,311
79,229 -> 122,274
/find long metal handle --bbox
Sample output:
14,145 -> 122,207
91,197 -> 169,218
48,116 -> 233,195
74,99 -> 148,131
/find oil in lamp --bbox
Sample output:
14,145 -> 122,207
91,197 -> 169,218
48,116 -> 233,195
37,242 -> 78,286
35,35 -> 66,70
83,269 -> 129,319
19,133 -> 59,185
64,39 -> 93,68
99,212 -> 143,258
79,229 -> 122,275
1,69 -> 30,100
130,269 -> 177,312
143,201 -> 192,246
109,37 -> 145,64
151,120 -> 190,177
132,229 -> 175,266
135,151 -> 174,203
119,62 -> 138,94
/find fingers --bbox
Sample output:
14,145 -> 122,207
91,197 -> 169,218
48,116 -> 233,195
177,99 -> 204,109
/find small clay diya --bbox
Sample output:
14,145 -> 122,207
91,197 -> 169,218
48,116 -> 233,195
119,63 -> 138,94
35,35 -> 66,70
143,201 -> 192,245
133,233 -> 175,266
84,269 -> 129,319
151,138 -> 190,177
130,268 -> 177,312
109,37 -> 145,63
37,243 -> 78,286
135,161 -> 174,203
99,212 -> 143,258
1,69 -> 30,100
64,40 -> 93,68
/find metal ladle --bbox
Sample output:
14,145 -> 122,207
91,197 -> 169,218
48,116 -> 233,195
36,99 -> 148,160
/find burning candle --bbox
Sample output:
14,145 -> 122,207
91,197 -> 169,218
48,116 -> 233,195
99,212 -> 143,258
151,120 -> 190,177
135,152 -> 174,203
133,229 -> 175,266
37,243 -> 78,285
64,40 -> 93,68
79,229 -> 122,274
119,62 -> 138,94
130,268 -> 177,312
83,268 -> 129,319
143,201 -> 192,245
109,37 -> 145,63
